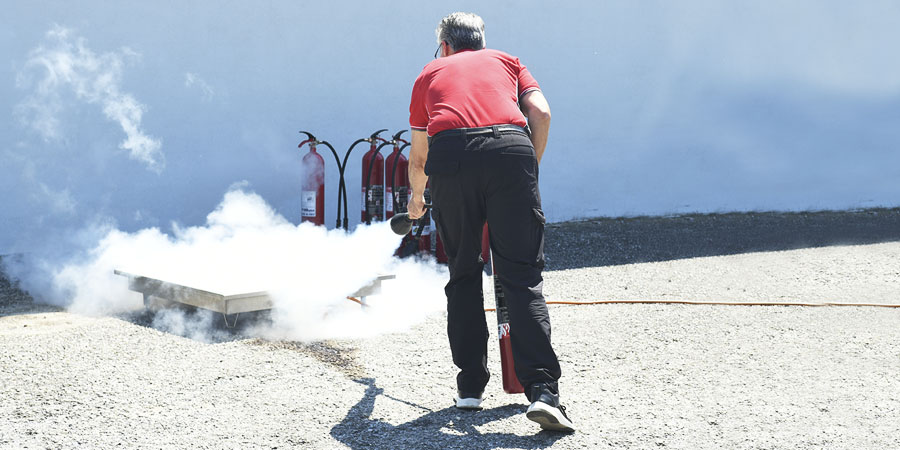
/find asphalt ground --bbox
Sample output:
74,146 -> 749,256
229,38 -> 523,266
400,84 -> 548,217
2,208 -> 899,449
543,208 -> 900,270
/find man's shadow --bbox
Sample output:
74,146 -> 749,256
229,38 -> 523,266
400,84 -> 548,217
330,378 -> 567,450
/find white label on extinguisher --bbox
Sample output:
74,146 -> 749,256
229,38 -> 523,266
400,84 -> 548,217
362,186 -> 384,220
386,187 -> 393,213
301,191 -> 317,217
498,322 -> 511,339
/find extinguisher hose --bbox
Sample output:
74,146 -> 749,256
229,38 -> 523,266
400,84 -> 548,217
481,299 -> 900,311
363,141 -> 394,225
389,148 -> 399,215
341,295 -> 900,310
317,140 -> 344,229
340,138 -> 371,230
343,295 -> 900,309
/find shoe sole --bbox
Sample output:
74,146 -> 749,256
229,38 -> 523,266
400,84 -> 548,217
526,403 -> 575,432
454,397 -> 483,410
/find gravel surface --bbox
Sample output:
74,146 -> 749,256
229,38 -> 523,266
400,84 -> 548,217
2,209 -> 900,449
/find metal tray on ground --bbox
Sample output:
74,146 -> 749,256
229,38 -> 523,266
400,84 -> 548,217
114,270 -> 395,326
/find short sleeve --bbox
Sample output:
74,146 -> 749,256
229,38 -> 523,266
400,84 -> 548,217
516,59 -> 541,98
409,70 -> 429,130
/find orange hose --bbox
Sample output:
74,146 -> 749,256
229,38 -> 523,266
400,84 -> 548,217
344,295 -> 900,310
483,299 -> 900,311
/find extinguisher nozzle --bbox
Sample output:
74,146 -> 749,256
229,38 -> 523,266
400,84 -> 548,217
390,213 -> 415,235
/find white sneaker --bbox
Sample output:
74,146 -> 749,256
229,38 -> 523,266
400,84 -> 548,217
526,401 -> 575,432
454,394 -> 483,410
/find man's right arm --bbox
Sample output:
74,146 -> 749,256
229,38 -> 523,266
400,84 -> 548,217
406,129 -> 429,220
520,90 -> 551,164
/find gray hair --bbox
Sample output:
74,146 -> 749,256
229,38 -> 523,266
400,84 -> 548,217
435,12 -> 486,51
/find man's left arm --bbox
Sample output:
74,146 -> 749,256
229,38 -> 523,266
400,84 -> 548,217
520,90 -> 551,164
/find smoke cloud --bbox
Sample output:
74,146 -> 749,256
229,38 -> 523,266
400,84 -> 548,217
22,187 -> 447,342
184,72 -> 215,101
14,25 -> 164,172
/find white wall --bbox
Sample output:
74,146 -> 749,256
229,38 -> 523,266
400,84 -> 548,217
2,0 -> 899,253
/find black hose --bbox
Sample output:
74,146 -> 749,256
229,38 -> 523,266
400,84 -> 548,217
389,146 -> 399,216
318,141 -> 343,229
340,138 -> 370,230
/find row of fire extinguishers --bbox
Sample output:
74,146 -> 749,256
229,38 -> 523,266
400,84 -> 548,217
297,128 -> 448,262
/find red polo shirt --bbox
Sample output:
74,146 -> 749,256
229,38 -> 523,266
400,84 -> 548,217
409,48 -> 541,136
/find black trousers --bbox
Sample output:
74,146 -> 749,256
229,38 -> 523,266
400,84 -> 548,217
425,128 -> 561,403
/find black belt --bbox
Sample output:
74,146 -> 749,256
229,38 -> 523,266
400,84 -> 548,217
432,124 -> 529,140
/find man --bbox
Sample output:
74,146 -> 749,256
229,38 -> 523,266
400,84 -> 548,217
407,12 -> 574,432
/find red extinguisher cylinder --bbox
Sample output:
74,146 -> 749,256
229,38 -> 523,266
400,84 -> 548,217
301,145 -> 325,226
484,224 -> 524,394
385,148 -> 409,220
362,144 -> 385,223
498,319 -> 524,394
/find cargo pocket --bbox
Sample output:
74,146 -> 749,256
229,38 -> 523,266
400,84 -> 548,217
532,207 -> 546,225
532,207 -> 546,270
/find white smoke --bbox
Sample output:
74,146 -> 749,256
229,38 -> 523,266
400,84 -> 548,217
37,187 -> 447,342
14,25 -> 164,172
184,72 -> 215,101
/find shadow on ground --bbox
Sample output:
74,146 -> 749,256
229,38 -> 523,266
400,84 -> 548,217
331,378 -> 566,450
544,208 -> 900,270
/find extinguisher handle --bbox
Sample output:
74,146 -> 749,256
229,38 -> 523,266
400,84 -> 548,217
369,129 -> 389,143
298,131 -> 318,149
392,129 -> 408,142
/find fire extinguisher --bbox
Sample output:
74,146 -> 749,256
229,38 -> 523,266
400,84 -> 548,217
298,131 -> 343,227
337,129 -> 388,230
483,224 -> 525,394
385,130 -> 409,221
387,130 -> 414,256
336,129 -> 392,228
298,136 -> 324,225
361,132 -> 392,225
